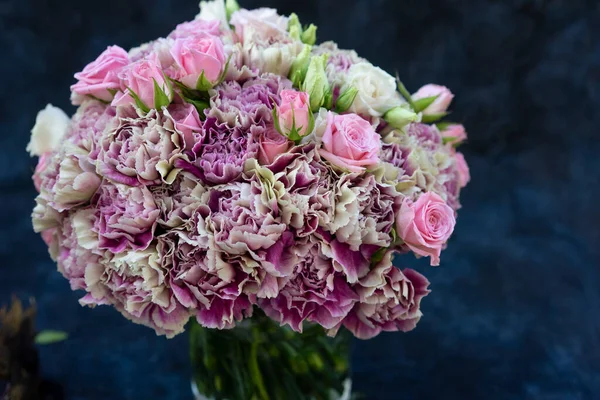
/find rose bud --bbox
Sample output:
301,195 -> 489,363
275,90 -> 312,141
412,84 -> 454,115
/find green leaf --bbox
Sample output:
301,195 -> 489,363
272,107 -> 284,135
287,13 -> 302,41
126,86 -> 150,113
323,87 -> 334,110
412,95 -> 439,113
106,88 -> 118,97
395,74 -> 416,109
370,247 -> 388,265
195,70 -> 213,92
35,330 -> 68,345
435,121 -> 454,131
153,78 -> 171,110
421,112 -> 449,123
185,98 -> 210,119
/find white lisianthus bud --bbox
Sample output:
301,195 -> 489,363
335,86 -> 358,113
289,44 -> 311,86
384,105 -> 419,129
224,0 -> 239,20
27,104 -> 70,157
302,54 -> 329,112
288,13 -> 302,41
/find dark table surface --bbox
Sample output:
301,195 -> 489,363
2,0 -> 599,399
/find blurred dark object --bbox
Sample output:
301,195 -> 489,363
0,299 -> 63,400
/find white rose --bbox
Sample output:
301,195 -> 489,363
343,62 -> 404,117
27,104 -> 70,157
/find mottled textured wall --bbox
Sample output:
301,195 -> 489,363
1,0 -> 599,399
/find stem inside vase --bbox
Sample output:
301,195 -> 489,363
190,311 -> 351,400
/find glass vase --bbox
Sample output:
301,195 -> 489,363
190,311 -> 352,400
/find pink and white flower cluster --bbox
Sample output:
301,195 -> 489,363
29,0 -> 470,340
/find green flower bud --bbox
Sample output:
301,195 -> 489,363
225,0 -> 240,21
384,105 -> 419,129
301,24 -> 317,45
335,86 -> 358,113
289,45 -> 312,87
302,54 -> 329,112
288,13 -> 302,41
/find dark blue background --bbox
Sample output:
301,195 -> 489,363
2,0 -> 599,398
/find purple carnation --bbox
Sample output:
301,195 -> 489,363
207,74 -> 292,129
157,233 -> 253,329
260,239 -> 358,332
93,182 -> 160,253
97,107 -> 185,186
380,142 -> 406,170
176,118 -> 260,185
405,123 -> 443,151
338,252 -> 430,339
66,100 -> 116,160
262,145 -> 335,237
327,173 -> 400,251
55,209 -> 103,291
202,181 -> 287,257
81,245 -> 191,338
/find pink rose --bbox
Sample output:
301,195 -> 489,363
170,36 -> 226,88
71,46 -> 129,103
454,152 -> 470,188
397,192 -> 456,266
318,112 -> 381,173
112,55 -> 173,109
276,90 -> 311,138
258,126 -> 291,165
33,152 -> 52,192
442,124 -> 467,144
167,103 -> 202,150
412,84 -> 454,115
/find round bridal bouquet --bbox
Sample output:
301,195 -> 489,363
29,0 -> 470,398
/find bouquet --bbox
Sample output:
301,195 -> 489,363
28,0 -> 470,398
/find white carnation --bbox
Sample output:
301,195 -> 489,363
27,104 -> 70,157
197,0 -> 228,26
